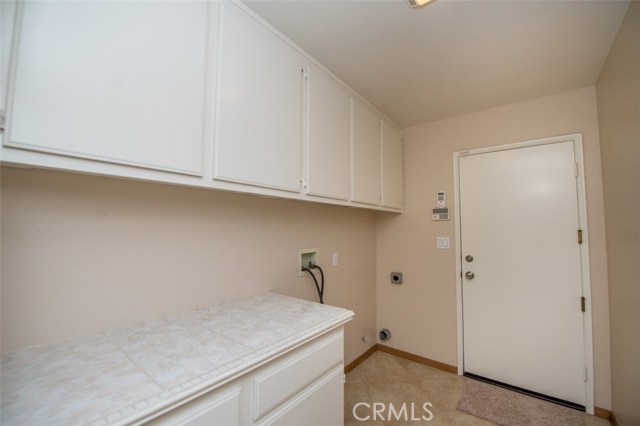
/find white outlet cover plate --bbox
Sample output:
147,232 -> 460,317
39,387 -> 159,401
436,237 -> 450,249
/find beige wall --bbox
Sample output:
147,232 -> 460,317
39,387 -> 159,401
376,86 -> 612,409
596,2 -> 640,424
0,168 -> 378,364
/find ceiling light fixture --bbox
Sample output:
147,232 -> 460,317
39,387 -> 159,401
407,0 -> 435,7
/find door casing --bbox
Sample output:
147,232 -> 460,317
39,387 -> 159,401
452,133 -> 594,414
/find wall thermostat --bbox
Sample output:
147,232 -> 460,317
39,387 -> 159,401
436,191 -> 446,208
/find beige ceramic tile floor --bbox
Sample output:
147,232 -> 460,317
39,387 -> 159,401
344,351 -> 611,426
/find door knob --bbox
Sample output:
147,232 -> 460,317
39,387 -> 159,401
465,271 -> 475,280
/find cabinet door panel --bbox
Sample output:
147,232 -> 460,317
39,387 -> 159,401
306,64 -> 350,200
253,330 -> 343,420
264,367 -> 344,426
381,120 -> 403,209
8,1 -> 207,175
215,3 -> 302,192
351,99 -> 381,205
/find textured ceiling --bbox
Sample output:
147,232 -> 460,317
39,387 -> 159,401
243,0 -> 629,128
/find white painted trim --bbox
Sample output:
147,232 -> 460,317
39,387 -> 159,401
453,133 -> 594,413
572,134 -> 595,415
453,153 -> 464,376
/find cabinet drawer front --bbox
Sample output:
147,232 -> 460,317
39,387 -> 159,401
147,385 -> 242,426
253,331 -> 343,421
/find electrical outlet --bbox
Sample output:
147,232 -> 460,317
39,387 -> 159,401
298,248 -> 318,277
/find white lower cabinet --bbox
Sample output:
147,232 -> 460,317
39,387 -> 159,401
148,328 -> 345,426
263,367 -> 344,426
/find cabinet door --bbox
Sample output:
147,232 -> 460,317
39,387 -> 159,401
253,329 -> 343,421
6,1 -> 208,175
264,367 -> 344,426
1,0 -> 16,116
215,3 -> 302,192
306,64 -> 350,200
351,98 -> 381,206
381,120 -> 403,210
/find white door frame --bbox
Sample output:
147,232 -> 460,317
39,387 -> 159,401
453,133 -> 594,414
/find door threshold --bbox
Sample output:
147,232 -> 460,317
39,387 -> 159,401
463,372 -> 585,412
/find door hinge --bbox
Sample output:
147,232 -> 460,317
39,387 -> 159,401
578,229 -> 583,244
581,296 -> 586,312
301,67 -> 308,80
575,163 -> 579,178
0,110 -> 5,133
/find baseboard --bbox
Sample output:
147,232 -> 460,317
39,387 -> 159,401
594,407 -> 610,420
377,344 -> 458,374
344,344 -> 378,374
592,407 -> 613,422
609,411 -> 620,426
344,344 -> 457,375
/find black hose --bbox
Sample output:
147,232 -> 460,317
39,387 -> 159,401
302,265 -> 324,304
314,264 -> 325,302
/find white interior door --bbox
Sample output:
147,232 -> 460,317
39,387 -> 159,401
459,141 -> 586,407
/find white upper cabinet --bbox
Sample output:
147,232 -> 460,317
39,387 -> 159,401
306,63 -> 350,201
381,119 -> 403,210
1,0 -> 402,212
351,98 -> 381,206
1,0 -> 16,117
214,2 -> 303,192
6,1 -> 208,175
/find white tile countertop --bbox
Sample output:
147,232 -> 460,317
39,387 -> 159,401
0,293 -> 354,426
